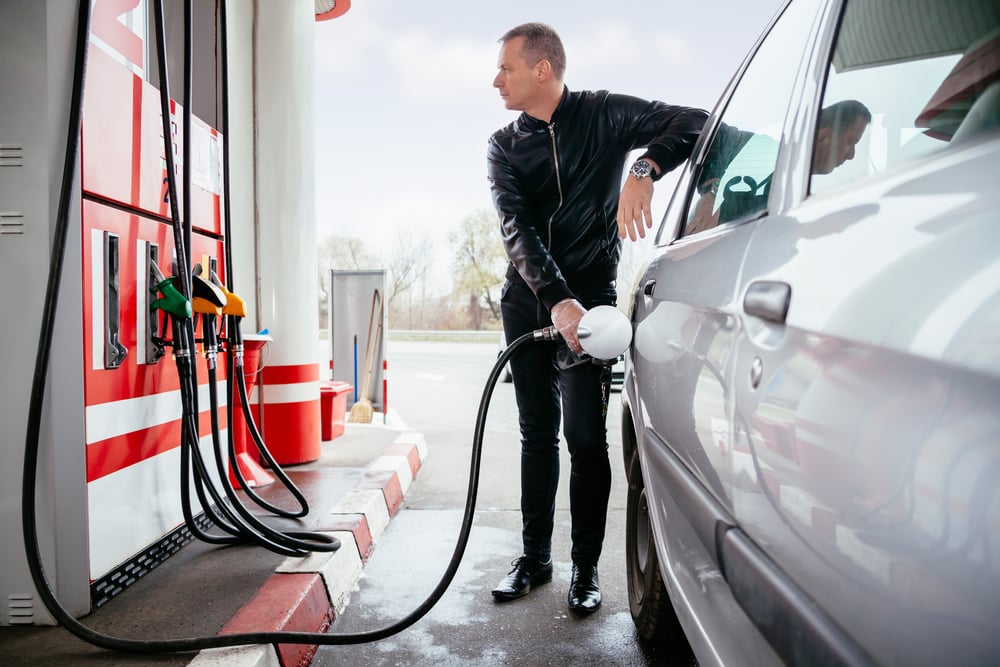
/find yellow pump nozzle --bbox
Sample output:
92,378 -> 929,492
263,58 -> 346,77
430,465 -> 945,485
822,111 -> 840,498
191,296 -> 223,316
209,269 -> 247,318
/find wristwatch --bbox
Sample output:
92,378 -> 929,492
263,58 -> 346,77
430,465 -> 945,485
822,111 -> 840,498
698,177 -> 720,195
629,158 -> 656,181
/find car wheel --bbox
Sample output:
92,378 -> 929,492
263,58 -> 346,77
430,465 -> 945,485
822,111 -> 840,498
626,452 -> 684,645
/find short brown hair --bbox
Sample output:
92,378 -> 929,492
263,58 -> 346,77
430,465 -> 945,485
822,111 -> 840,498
819,99 -> 871,130
499,22 -> 566,81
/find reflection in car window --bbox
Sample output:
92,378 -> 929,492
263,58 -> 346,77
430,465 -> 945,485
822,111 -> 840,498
682,0 -> 818,237
811,0 -> 1000,194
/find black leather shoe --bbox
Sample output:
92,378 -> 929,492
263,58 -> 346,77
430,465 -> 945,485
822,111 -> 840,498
491,556 -> 553,601
568,563 -> 601,614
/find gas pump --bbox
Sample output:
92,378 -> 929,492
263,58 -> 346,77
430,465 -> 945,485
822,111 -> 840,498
0,0 -> 235,622
1,0 -> 327,624
80,0 -> 242,598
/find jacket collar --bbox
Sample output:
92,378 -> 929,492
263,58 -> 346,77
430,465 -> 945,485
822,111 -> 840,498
517,85 -> 570,131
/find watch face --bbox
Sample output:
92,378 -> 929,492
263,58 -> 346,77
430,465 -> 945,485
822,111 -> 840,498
631,160 -> 652,178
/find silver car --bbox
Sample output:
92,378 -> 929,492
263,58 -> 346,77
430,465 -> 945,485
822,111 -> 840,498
621,1 -> 1000,666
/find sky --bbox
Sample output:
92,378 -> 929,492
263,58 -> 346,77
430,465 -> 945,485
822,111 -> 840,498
313,0 -> 787,290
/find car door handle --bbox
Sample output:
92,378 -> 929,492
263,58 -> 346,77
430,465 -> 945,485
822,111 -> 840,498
743,280 -> 791,324
643,280 -> 656,296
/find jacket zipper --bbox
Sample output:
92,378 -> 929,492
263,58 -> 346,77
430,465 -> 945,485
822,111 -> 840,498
547,123 -> 563,249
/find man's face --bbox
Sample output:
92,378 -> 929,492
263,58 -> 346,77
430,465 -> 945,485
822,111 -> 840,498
813,116 -> 869,175
493,37 -> 538,112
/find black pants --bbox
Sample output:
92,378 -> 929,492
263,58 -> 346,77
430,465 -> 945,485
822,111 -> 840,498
500,280 -> 615,566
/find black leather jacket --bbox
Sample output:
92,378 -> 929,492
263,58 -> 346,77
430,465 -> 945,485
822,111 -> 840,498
487,86 -> 707,310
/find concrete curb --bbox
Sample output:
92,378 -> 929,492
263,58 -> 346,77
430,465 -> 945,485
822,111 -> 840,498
188,430 -> 428,667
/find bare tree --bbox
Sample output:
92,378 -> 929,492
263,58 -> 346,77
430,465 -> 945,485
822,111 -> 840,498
315,215 -> 511,331
316,235 -> 379,324
448,208 -> 507,329
318,235 -> 378,272
385,233 -> 433,327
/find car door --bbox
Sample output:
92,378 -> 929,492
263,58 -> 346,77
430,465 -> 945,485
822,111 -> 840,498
729,1 -> 1000,665
629,0 -> 825,663
636,0 -> 824,502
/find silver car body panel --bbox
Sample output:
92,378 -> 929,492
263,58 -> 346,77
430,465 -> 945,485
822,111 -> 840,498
733,137 -> 1000,666
625,0 -> 1000,664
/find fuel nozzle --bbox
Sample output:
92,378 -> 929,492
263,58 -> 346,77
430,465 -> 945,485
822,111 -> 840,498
208,269 -> 247,318
191,264 -> 226,361
191,264 -> 226,317
576,305 -> 632,360
150,261 -> 192,319
533,326 -> 561,343
534,305 -> 632,361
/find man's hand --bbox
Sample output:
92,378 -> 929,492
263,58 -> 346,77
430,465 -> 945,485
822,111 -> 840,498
551,298 -> 587,354
617,167 -> 657,241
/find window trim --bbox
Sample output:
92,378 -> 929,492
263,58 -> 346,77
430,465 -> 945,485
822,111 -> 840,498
780,0 -> 848,209
655,2 -> 790,248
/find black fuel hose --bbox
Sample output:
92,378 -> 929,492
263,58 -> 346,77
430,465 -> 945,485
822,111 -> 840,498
149,0 -> 310,558
151,0 -> 340,557
23,0 -> 553,650
215,0 -> 316,522
226,328 -> 319,520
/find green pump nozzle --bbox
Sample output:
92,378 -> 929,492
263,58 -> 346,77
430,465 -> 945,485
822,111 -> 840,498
150,261 -> 192,319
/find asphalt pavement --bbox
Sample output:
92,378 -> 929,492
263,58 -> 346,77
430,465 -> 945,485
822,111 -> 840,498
313,339 -> 697,666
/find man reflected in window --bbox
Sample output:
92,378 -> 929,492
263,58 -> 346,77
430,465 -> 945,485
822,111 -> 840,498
687,99 -> 871,235
811,99 -> 872,175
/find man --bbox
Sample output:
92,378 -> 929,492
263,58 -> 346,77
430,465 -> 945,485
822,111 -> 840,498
811,99 -> 871,175
486,22 -> 707,614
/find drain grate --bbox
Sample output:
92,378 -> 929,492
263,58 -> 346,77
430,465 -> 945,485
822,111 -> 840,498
90,513 -> 214,609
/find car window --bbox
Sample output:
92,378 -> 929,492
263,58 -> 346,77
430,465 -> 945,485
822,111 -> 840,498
681,0 -> 818,238
811,0 -> 1000,194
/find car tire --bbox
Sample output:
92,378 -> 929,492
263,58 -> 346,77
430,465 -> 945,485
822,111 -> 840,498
626,452 -> 685,645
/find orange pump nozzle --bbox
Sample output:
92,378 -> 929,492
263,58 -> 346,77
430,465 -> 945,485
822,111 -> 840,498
191,296 -> 223,316
209,269 -> 247,318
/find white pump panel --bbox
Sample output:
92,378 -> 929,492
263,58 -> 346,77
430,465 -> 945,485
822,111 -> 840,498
0,0 -> 91,625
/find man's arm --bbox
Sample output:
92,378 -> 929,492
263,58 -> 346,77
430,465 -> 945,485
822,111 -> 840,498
487,136 -> 574,310
612,98 -> 708,241
617,158 -> 659,241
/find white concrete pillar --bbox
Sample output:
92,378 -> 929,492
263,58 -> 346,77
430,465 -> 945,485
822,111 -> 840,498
253,0 -> 321,463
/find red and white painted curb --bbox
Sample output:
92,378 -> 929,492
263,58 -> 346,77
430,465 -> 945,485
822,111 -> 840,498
188,430 -> 428,667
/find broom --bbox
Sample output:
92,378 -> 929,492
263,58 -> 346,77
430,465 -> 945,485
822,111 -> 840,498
348,290 -> 382,423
